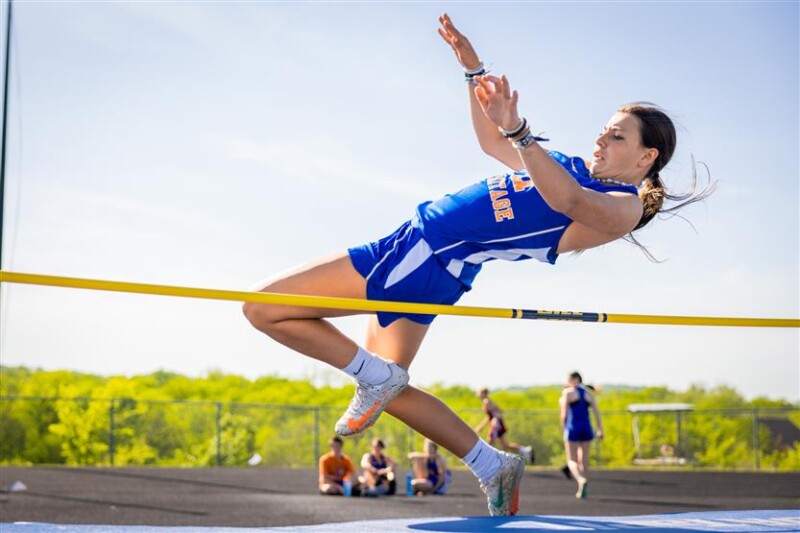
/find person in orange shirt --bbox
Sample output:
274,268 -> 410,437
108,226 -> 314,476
318,436 -> 361,495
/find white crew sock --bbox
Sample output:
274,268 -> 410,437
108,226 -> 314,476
461,439 -> 502,485
341,346 -> 391,385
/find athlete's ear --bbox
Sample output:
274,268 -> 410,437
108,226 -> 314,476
639,147 -> 658,170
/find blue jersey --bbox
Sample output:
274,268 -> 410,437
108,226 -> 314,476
415,151 -> 638,288
566,386 -> 595,442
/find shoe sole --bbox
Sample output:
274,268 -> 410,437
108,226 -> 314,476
509,459 -> 525,515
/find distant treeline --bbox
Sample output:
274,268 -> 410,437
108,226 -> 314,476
1,366 -> 798,470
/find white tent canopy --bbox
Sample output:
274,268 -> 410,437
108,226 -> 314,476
628,403 -> 694,413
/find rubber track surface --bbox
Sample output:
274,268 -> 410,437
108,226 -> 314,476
1,467 -> 798,527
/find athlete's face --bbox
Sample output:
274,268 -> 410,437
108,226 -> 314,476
589,112 -> 658,183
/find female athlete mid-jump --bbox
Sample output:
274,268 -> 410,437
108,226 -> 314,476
244,13 -> 710,516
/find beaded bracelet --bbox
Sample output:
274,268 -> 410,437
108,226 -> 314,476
499,118 -> 528,139
464,62 -> 487,84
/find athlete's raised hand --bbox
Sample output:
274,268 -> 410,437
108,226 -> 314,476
473,75 -> 522,132
437,13 -> 482,71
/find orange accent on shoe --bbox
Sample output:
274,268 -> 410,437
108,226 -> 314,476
346,395 -> 385,431
510,486 -> 520,515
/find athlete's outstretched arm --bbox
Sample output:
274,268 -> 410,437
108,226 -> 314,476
437,14 -> 523,171
474,75 -> 643,235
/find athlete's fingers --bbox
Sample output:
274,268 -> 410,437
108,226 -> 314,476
481,76 -> 502,96
500,75 -> 512,99
511,90 -> 519,107
437,27 -> 453,46
474,85 -> 489,107
475,76 -> 495,94
437,17 -> 455,45
441,13 -> 462,38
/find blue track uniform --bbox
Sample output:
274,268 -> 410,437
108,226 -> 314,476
349,151 -> 638,326
565,386 -> 595,442
426,457 -> 451,495
426,458 -> 440,488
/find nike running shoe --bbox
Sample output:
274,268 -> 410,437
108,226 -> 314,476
480,451 -> 525,516
335,361 -> 409,436
576,477 -> 588,499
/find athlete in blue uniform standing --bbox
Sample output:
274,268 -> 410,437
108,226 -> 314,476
560,372 -> 603,498
243,13 -> 710,517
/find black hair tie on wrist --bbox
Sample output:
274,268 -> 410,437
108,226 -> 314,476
464,62 -> 487,84
500,118 -> 528,139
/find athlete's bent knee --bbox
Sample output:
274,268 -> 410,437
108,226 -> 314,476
242,301 -> 284,330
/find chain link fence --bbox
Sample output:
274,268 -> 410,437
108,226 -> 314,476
1,395 -> 797,470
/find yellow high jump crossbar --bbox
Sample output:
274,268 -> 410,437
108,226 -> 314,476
0,270 -> 798,328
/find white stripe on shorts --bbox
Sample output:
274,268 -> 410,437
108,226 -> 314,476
384,237 -> 434,289
462,246 -> 552,264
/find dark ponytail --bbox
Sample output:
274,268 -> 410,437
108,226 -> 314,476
635,172 -> 666,231
618,102 -> 716,260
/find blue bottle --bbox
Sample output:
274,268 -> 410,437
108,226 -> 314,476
405,472 -> 414,497
343,477 -> 352,497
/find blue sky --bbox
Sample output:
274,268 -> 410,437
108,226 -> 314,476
1,2 -> 798,401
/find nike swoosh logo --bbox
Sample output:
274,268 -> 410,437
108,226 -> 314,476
491,477 -> 504,509
352,361 -> 365,376
346,393 -> 387,431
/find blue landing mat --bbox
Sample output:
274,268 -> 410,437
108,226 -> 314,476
4,510 -> 800,532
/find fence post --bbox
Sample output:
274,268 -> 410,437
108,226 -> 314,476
216,402 -> 222,467
751,409 -> 760,470
313,407 -> 320,466
108,399 -> 115,467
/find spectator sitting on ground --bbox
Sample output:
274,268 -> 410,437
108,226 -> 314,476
318,436 -> 360,496
408,438 -> 451,495
359,438 -> 397,496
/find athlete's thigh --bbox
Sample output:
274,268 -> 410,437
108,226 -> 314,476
565,440 -> 579,460
578,441 -> 591,463
364,315 -> 430,367
250,252 -> 367,320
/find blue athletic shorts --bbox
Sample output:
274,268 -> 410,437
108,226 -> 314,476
348,219 -> 469,327
565,428 -> 595,442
